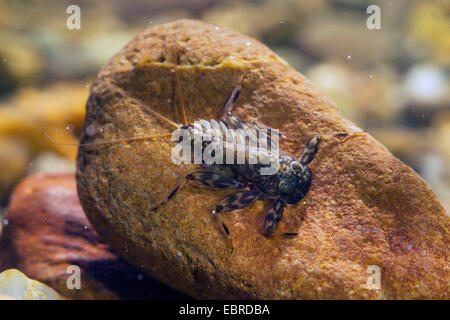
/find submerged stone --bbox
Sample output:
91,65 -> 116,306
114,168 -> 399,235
77,19 -> 449,299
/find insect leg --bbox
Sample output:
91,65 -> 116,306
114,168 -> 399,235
213,190 -> 260,214
151,170 -> 246,213
262,198 -> 298,237
213,190 -> 259,237
221,78 -> 251,132
150,174 -> 187,211
213,190 -> 260,254
221,79 -> 279,152
299,135 -> 321,165
186,171 -> 245,189
224,81 -> 242,116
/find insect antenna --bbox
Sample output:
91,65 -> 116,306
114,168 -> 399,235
44,89 -> 182,147
322,130 -> 367,141
118,88 -> 181,129
44,131 -> 173,147
299,130 -> 367,165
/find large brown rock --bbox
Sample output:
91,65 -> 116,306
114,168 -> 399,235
76,19 -> 449,299
0,173 -> 187,300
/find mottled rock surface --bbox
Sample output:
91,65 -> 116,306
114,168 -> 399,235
0,173 -> 187,300
77,20 -> 449,299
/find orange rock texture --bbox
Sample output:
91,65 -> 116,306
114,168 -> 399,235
0,173 -> 187,299
76,20 -> 449,299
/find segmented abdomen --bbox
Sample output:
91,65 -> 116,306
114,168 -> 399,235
186,118 -> 277,166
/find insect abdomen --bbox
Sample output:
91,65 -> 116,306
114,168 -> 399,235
187,119 -> 275,166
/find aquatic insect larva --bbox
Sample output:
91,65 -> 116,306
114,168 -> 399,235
48,66 -> 366,248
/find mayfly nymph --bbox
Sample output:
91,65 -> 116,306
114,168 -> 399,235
54,67 -> 366,245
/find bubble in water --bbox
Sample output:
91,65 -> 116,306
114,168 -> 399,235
85,124 -> 96,136
404,65 -> 447,103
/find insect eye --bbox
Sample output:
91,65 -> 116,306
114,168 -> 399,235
278,180 -> 291,193
291,161 -> 302,172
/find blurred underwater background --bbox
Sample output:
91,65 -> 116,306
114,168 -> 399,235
0,0 -> 448,226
